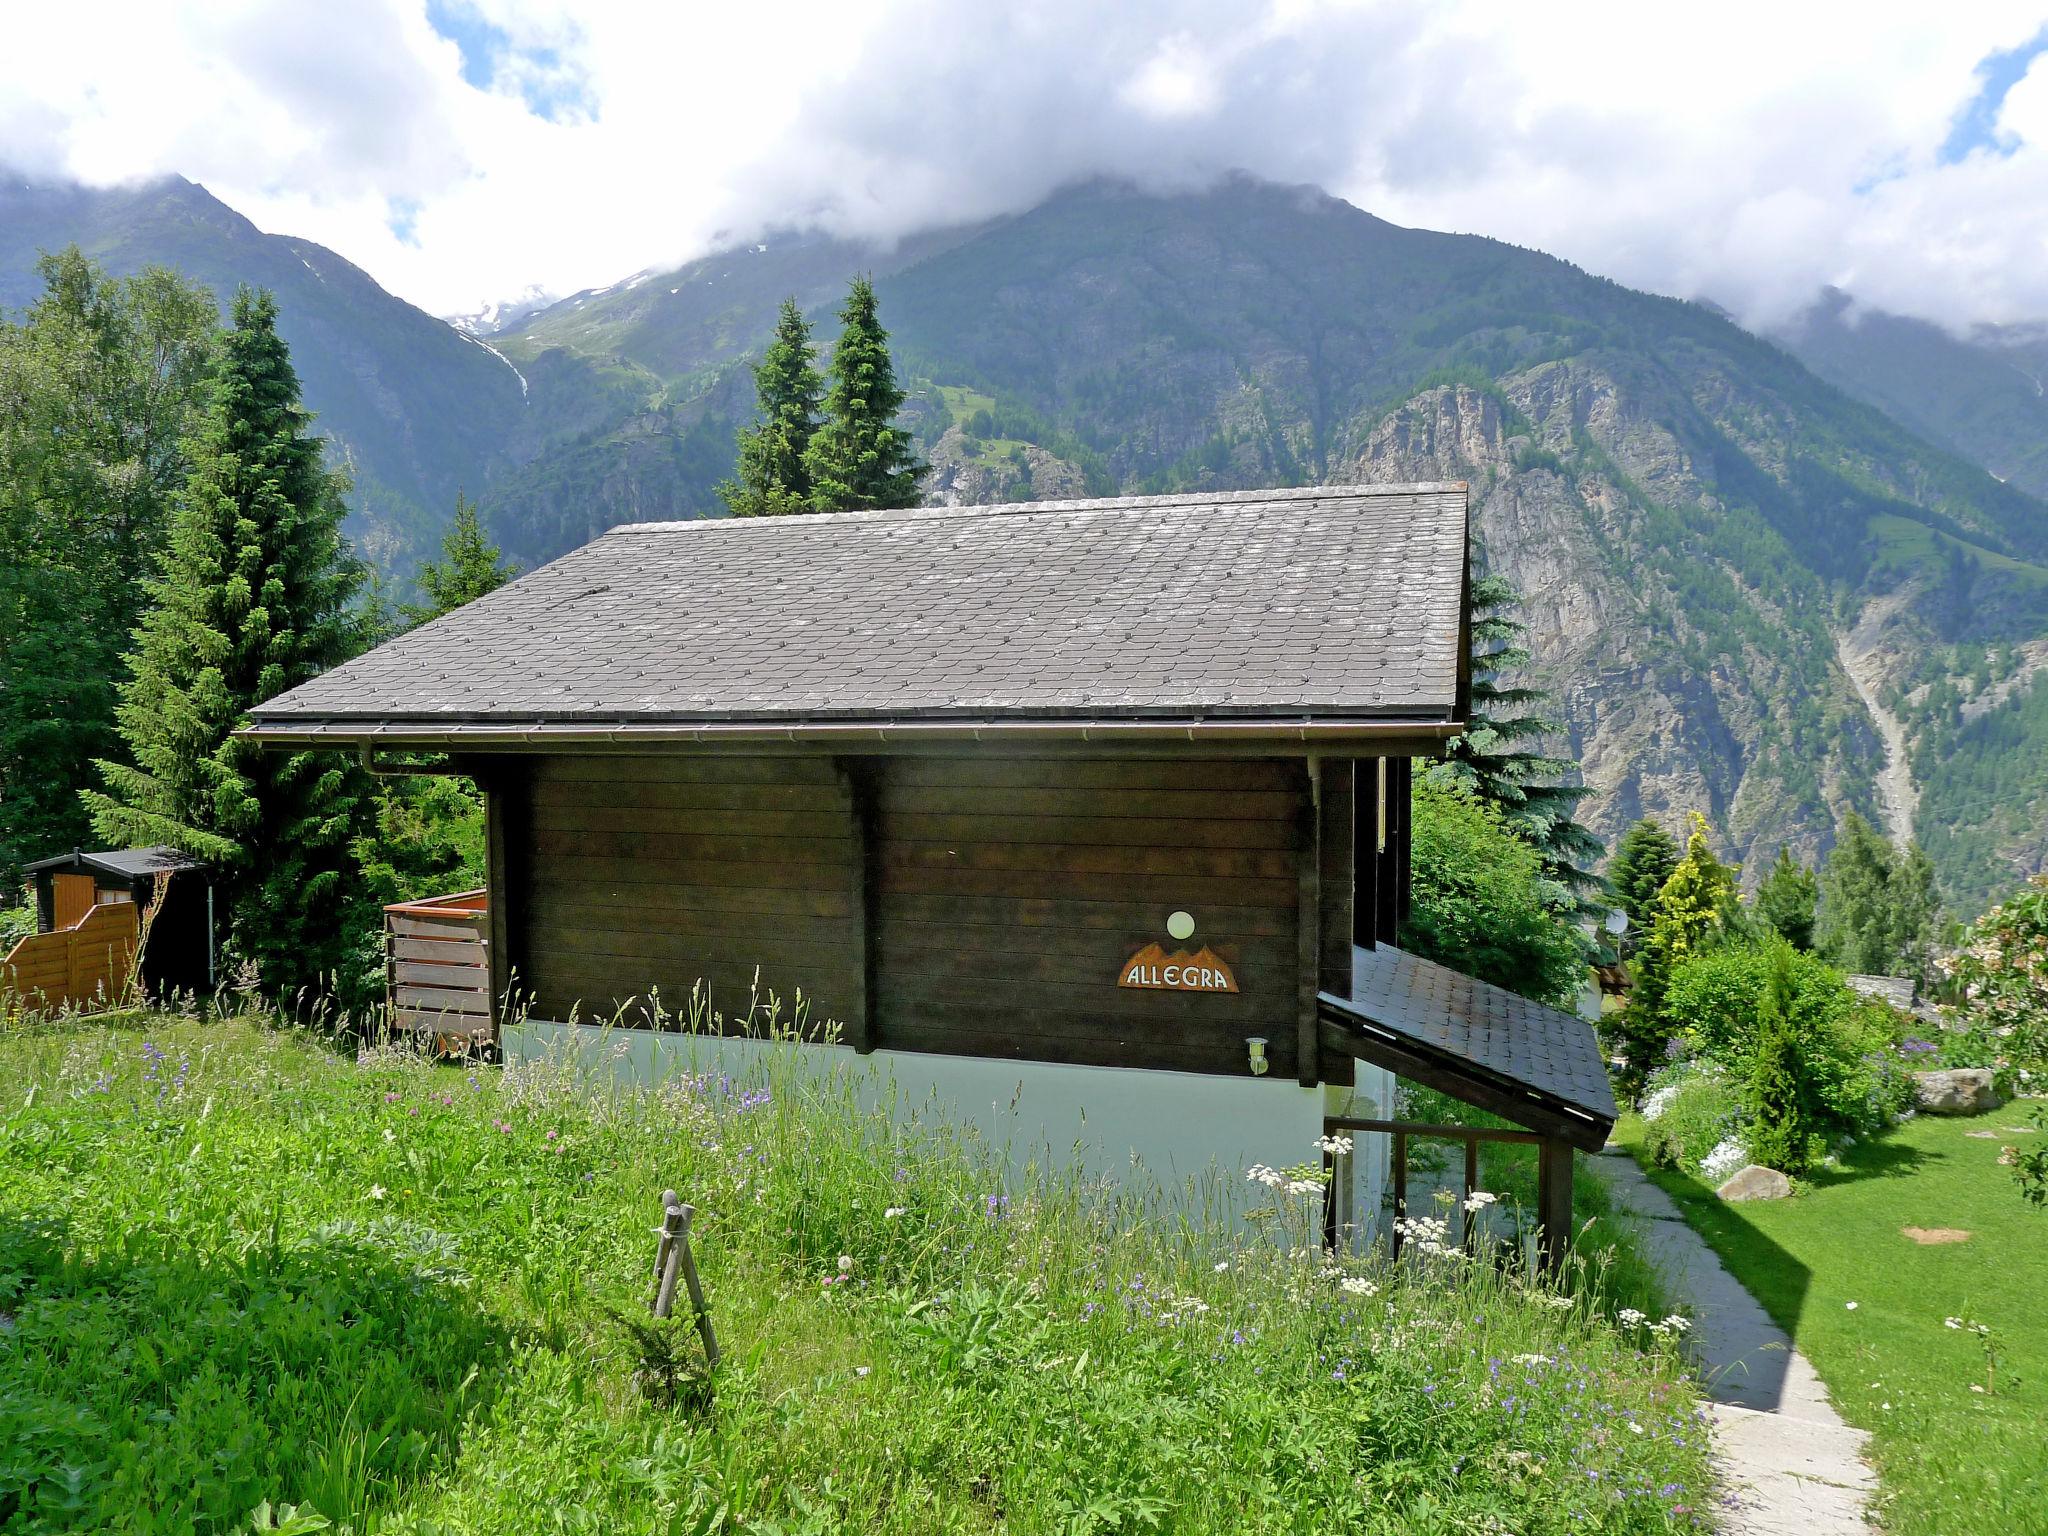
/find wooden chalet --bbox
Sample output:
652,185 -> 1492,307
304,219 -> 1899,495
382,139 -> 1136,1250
243,484 -> 1616,1261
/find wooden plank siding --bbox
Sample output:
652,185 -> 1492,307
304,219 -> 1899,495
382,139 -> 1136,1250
514,755 -> 859,1034
498,751 -> 1376,1082
872,756 -> 1317,1078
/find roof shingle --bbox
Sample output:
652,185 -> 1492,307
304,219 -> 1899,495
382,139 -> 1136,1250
249,483 -> 1467,733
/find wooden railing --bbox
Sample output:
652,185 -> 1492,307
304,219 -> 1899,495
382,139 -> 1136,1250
385,889 -> 492,1049
1,902 -> 142,1014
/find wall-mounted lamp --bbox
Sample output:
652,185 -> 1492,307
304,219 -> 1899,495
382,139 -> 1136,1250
1245,1036 -> 1270,1076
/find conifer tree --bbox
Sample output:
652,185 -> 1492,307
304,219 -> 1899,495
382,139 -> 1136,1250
1747,941 -> 1815,1173
1610,813 -> 1738,1096
1815,812 -> 1940,980
720,298 -> 825,517
85,287 -> 368,998
1436,573 -> 1603,912
403,493 -> 517,625
804,277 -> 926,512
1608,818 -> 1680,948
1753,847 -> 1819,950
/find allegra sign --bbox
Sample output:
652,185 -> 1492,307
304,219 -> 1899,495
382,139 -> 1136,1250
1118,942 -> 1238,993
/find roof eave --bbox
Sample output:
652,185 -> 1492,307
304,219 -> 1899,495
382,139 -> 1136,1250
236,713 -> 1465,755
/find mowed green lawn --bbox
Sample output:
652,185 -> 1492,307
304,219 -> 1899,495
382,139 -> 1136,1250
1615,1109 -> 2048,1535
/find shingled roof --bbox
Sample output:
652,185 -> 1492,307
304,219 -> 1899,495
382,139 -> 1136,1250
1322,944 -> 1617,1148
246,484 -> 1468,746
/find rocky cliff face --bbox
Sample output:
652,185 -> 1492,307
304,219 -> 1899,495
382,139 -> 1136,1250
1349,380 -> 1878,881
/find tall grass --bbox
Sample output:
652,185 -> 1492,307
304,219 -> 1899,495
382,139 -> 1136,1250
0,1014 -> 1714,1533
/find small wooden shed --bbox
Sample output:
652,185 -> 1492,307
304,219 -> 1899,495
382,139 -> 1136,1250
244,484 -> 1616,1261
19,846 -> 215,1002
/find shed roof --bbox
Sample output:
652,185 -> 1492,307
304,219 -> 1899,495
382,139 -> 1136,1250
244,484 -> 1469,748
24,846 -> 205,880
1322,944 -> 1617,1149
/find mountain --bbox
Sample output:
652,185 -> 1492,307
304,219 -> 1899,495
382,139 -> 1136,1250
0,174 -> 545,573
489,178 -> 2048,911
8,172 -> 2048,911
1775,290 -> 2048,501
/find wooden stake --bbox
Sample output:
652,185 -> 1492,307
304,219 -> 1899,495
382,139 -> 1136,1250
651,1189 -> 720,1370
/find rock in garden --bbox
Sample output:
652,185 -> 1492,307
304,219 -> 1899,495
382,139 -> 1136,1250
1910,1069 -> 2002,1115
1717,1164 -> 1793,1201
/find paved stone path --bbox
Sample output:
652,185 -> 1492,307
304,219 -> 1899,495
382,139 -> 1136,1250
1588,1150 -> 1877,1534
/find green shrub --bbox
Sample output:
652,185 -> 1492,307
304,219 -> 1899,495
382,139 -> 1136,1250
1403,780 -> 1586,1010
1748,944 -> 1817,1173
1640,1065 -> 1744,1176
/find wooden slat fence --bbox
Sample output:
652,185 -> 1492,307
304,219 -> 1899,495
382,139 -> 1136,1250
385,889 -> 492,1048
1,902 -> 141,1013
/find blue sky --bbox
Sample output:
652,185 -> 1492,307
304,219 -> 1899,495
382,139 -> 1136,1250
1941,27 -> 2048,162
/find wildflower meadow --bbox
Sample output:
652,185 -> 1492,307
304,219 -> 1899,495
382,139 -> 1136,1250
0,1014 -> 1714,1533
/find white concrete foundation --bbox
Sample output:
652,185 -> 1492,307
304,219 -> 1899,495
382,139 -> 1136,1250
506,1020 -> 1392,1222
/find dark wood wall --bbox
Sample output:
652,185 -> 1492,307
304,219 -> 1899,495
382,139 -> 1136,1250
871,756 -> 1310,1077
508,755 -> 861,1030
490,749 -> 1414,1080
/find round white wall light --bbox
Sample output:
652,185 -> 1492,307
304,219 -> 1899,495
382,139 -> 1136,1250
1166,910 -> 1195,941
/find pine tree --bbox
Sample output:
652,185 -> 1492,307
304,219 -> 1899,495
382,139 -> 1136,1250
1815,812 -> 1940,979
403,493 -> 517,625
720,298 -> 826,517
804,278 -> 926,512
1435,572 -> 1604,911
84,287 -> 368,999
1754,847 -> 1818,950
1607,818 -> 1680,949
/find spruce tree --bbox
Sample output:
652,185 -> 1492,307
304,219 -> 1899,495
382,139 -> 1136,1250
1754,848 -> 1819,950
84,287 -> 368,999
1815,812 -> 1940,979
403,493 -> 517,625
1435,572 -> 1604,912
1608,818 -> 1680,949
804,277 -> 926,512
720,298 -> 825,517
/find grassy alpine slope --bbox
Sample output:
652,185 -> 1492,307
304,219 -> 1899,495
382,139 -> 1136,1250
1612,1110 -> 2048,1536
0,1015 -> 1713,1534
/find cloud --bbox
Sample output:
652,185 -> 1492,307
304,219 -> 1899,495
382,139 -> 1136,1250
6,0 -> 2048,333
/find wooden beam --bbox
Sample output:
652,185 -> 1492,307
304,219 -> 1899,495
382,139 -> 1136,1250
1374,759 -> 1400,945
1296,760 -> 1322,1086
836,759 -> 877,1054
1538,1139 -> 1575,1276
1390,757 -> 1414,932
1317,757 -> 1355,998
1352,757 -> 1379,948
483,779 -> 510,1039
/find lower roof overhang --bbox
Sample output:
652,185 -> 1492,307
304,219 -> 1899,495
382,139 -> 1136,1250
1319,944 -> 1618,1152
236,714 -> 1465,757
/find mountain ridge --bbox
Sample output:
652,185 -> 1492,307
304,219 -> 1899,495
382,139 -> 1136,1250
8,171 -> 2048,910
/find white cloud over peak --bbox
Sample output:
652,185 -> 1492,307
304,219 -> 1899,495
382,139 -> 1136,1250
5,0 -> 2048,333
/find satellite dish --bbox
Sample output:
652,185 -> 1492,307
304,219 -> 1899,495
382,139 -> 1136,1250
1604,908 -> 1629,936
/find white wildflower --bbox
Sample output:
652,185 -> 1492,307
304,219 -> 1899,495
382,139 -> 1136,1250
884,1207 -> 907,1219
1618,1308 -> 1647,1327
1540,1294 -> 1574,1310
1659,1315 -> 1692,1333
1512,1353 -> 1551,1366
1945,1317 -> 1964,1330
1462,1190 -> 1499,1214
382,1126 -> 396,1144
854,1365 -> 871,1378
1338,1276 -> 1379,1297
1640,1083 -> 1681,1121
1627,1421 -> 1644,1435
1845,1301 -> 1859,1311
1314,1134 -> 1354,1156
837,1254 -> 854,1274
1700,1136 -> 1749,1182
367,1184 -> 386,1201
1214,1260 -> 1230,1273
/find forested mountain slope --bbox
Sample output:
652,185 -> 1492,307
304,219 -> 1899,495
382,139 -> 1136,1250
497,179 -> 2048,909
7,173 -> 2046,909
